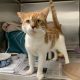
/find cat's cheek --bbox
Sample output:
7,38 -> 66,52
22,26 -> 27,33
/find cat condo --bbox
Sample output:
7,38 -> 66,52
0,0 -> 79,80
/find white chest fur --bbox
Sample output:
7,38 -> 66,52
25,34 -> 51,56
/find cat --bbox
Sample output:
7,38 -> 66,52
17,0 -> 69,80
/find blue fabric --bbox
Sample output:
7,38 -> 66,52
6,30 -> 27,54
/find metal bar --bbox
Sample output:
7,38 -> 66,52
15,0 -> 21,11
20,0 -> 74,3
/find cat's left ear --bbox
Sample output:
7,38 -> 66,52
17,12 -> 25,23
40,7 -> 49,18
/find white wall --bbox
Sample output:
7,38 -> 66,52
21,1 -> 79,49
0,3 -> 19,22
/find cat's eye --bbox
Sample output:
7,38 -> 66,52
26,20 -> 30,23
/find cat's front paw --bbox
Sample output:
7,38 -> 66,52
65,61 -> 70,64
21,69 -> 34,75
25,69 -> 34,75
65,59 -> 70,64
37,73 -> 44,80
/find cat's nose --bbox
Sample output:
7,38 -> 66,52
32,26 -> 35,29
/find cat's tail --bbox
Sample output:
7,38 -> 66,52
49,0 -> 62,32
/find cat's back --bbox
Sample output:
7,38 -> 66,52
47,22 -> 62,36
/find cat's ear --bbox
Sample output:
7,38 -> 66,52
40,7 -> 49,18
17,12 -> 24,22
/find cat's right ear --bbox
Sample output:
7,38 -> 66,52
17,12 -> 24,23
40,7 -> 49,18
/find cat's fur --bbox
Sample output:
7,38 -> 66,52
17,0 -> 69,80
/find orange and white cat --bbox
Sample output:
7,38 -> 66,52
17,0 -> 69,80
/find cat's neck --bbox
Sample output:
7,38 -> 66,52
25,32 -> 45,40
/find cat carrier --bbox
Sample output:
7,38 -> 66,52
0,0 -> 79,80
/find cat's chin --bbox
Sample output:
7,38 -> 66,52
26,31 -> 36,36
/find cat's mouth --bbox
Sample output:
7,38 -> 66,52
27,29 -> 36,35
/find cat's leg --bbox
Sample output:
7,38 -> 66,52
25,50 -> 35,75
26,53 -> 35,74
37,53 -> 46,80
55,35 -> 69,64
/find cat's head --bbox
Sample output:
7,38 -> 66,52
17,8 -> 49,36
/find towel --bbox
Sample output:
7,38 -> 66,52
0,54 -> 27,73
